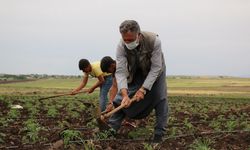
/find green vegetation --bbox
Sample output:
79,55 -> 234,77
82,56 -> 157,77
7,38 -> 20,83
0,133 -> 5,143
60,130 -> 83,146
0,78 -> 96,89
7,108 -> 21,119
47,106 -> 59,118
83,141 -> 96,150
21,119 -> 46,144
1,76 -> 250,98
95,128 -> 116,139
189,138 -> 215,150
128,127 -> 152,139
0,76 -> 249,149
143,143 -> 154,150
167,77 -> 250,98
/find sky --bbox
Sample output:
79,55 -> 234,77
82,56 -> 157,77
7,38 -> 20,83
0,0 -> 250,77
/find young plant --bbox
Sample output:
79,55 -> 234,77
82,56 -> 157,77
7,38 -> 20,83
0,132 -> 6,143
74,101 -> 86,111
240,120 -> 250,130
0,118 -> 8,128
225,120 -> 237,131
22,119 -> 46,144
60,129 -> 83,146
169,127 -> 177,137
58,120 -> 70,128
68,110 -> 80,118
127,127 -> 152,140
189,138 -> 215,150
95,128 -> 116,139
66,103 -> 80,118
183,118 -> 195,133
86,118 -> 97,128
209,120 -> 221,131
143,143 -> 154,150
83,140 -> 96,150
47,106 -> 59,118
7,108 -> 21,119
24,102 -> 39,116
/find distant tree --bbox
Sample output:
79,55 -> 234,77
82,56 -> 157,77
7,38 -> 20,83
16,75 -> 27,80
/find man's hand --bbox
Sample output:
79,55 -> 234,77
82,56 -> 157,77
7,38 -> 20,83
71,89 -> 79,95
135,87 -> 146,101
71,89 -> 88,95
121,96 -> 132,108
87,88 -> 95,94
105,102 -> 114,112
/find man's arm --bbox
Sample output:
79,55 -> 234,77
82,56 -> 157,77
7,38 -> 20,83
105,76 -> 118,112
115,41 -> 129,95
88,75 -> 105,93
72,75 -> 88,94
109,77 -> 118,102
115,41 -> 132,108
142,36 -> 163,91
135,36 -> 164,101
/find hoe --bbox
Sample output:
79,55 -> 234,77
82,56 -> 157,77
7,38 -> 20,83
97,96 -> 137,130
38,91 -> 86,100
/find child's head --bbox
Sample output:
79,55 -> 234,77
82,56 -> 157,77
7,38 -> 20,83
79,59 -> 91,73
100,56 -> 116,73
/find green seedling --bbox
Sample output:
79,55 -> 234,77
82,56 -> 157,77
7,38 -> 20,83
169,127 -> 177,137
128,127 -> 152,140
24,102 -> 39,116
47,106 -> 59,118
95,128 -> 116,139
184,118 -> 195,132
60,129 -> 83,146
22,119 -> 46,143
0,118 -> 8,128
86,118 -> 98,128
209,119 -> 221,131
0,133 -> 6,143
7,109 -> 21,119
58,120 -> 71,128
83,140 -> 96,150
143,143 -> 154,150
225,120 -> 237,131
189,138 -> 215,150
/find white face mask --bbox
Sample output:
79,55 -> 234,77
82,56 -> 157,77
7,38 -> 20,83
124,37 -> 139,50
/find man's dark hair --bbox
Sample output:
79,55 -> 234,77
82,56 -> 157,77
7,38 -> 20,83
100,56 -> 115,72
78,59 -> 90,70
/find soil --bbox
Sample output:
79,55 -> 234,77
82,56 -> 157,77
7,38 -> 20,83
0,99 -> 249,150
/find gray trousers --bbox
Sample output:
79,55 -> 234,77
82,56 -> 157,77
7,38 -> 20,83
108,66 -> 168,136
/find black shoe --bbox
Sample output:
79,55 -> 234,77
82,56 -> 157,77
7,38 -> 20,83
152,134 -> 163,143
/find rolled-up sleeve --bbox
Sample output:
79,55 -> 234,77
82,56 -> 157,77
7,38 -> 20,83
142,36 -> 163,90
115,41 -> 128,91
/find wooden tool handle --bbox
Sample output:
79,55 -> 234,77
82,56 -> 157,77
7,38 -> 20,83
102,96 -> 137,119
38,91 -> 85,100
